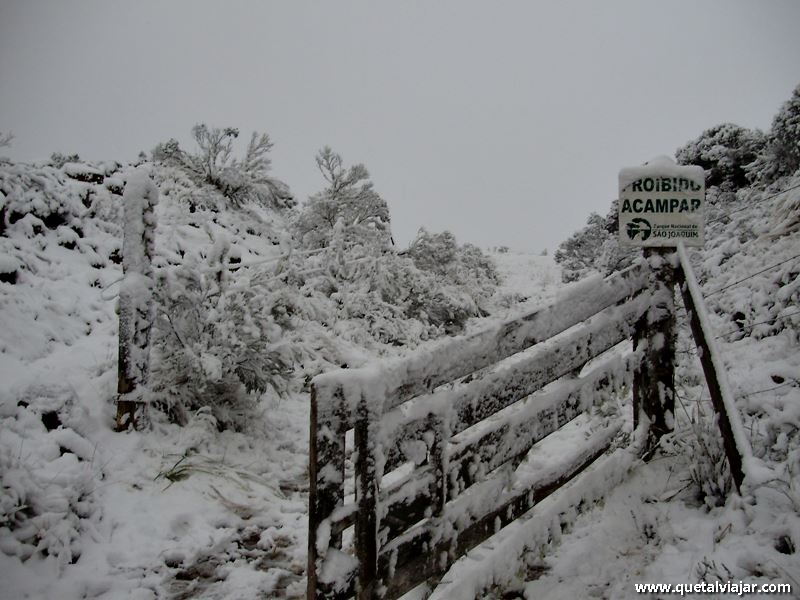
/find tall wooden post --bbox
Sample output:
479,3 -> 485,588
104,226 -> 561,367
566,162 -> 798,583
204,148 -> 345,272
633,248 -> 676,457
307,383 -> 348,600
354,395 -> 379,600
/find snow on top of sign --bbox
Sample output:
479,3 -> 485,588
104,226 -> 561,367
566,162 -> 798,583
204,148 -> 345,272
619,156 -> 705,192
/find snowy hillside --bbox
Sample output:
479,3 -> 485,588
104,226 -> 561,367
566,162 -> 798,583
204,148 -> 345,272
0,159 -> 309,598
1,88 -> 799,598
0,155 -> 561,599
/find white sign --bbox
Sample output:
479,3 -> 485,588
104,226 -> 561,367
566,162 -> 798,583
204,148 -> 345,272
618,156 -> 705,247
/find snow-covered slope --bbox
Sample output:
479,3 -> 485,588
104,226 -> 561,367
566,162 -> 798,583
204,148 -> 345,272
1,152 -> 797,599
0,156 -> 562,599
0,160 -> 313,598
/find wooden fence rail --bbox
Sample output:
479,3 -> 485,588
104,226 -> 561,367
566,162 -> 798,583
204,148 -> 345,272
308,263 -> 672,600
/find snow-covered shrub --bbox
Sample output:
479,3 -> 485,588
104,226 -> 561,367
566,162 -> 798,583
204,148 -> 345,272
48,152 -> 80,169
294,147 -> 392,251
553,213 -> 609,283
0,162 -> 87,236
149,238 -> 294,430
676,123 -> 766,193
769,173 -> 800,237
152,124 -> 295,210
748,84 -> 800,185
406,228 -> 500,322
683,402 -> 732,508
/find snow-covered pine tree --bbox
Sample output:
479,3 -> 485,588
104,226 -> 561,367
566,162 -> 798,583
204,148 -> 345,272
152,124 -> 295,209
294,147 -> 392,250
116,167 -> 158,430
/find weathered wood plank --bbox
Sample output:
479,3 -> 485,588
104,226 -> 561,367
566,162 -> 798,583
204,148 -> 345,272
308,265 -> 649,599
676,243 -> 748,492
382,294 -> 648,472
376,357 -> 630,543
311,264 -> 647,433
377,421 -> 622,599
448,357 -> 629,490
384,264 -> 647,412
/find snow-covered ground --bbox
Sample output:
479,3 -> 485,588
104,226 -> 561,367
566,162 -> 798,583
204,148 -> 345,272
1,157 -> 798,600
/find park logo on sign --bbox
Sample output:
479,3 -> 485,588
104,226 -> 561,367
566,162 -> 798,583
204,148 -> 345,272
618,156 -> 705,247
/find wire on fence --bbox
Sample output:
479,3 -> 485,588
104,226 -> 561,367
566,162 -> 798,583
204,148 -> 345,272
704,253 -> 800,297
707,181 -> 800,226
714,309 -> 800,340
740,381 -> 797,399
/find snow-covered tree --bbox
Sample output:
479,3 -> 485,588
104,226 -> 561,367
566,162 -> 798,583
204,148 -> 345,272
406,228 -> 500,325
149,233 -> 294,430
295,147 -> 392,250
554,213 -> 608,283
770,84 -> 800,178
116,167 -> 158,430
152,124 -> 295,209
675,123 -> 765,193
749,84 -> 800,184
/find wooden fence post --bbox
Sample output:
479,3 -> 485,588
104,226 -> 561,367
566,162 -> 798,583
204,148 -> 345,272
675,243 -> 748,493
355,395 -> 379,600
308,384 -> 347,600
633,248 -> 676,456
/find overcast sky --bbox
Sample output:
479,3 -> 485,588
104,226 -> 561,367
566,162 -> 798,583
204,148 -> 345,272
1,1 -> 798,252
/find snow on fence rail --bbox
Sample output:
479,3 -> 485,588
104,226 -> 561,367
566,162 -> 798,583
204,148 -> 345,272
308,263 -> 665,600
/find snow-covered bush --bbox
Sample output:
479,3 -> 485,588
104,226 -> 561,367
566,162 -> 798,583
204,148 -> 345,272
294,147 -> 392,251
553,213 -> 609,283
676,123 -> 766,193
152,124 -> 295,210
682,401 -> 732,508
748,84 -> 800,185
406,228 -> 500,322
48,152 -> 81,169
0,162 -> 87,237
288,149 -> 501,342
769,173 -> 800,237
149,237 -> 294,430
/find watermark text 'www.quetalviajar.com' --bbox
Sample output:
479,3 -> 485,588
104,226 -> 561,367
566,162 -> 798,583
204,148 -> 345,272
633,581 -> 792,596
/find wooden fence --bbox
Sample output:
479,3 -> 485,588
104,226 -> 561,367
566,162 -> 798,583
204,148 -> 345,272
307,262 -> 674,599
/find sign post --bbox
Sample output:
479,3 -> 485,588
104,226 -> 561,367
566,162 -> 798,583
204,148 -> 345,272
619,156 -> 705,456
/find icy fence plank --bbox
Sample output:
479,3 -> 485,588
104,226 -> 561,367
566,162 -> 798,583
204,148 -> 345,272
311,264 -> 646,424
428,432 -> 644,600
308,263 -> 656,600
375,355 -> 632,543
377,419 -> 623,599
381,296 -> 649,472
328,306 -> 641,543
383,263 -> 646,412
675,243 -> 751,492
316,416 -> 621,600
